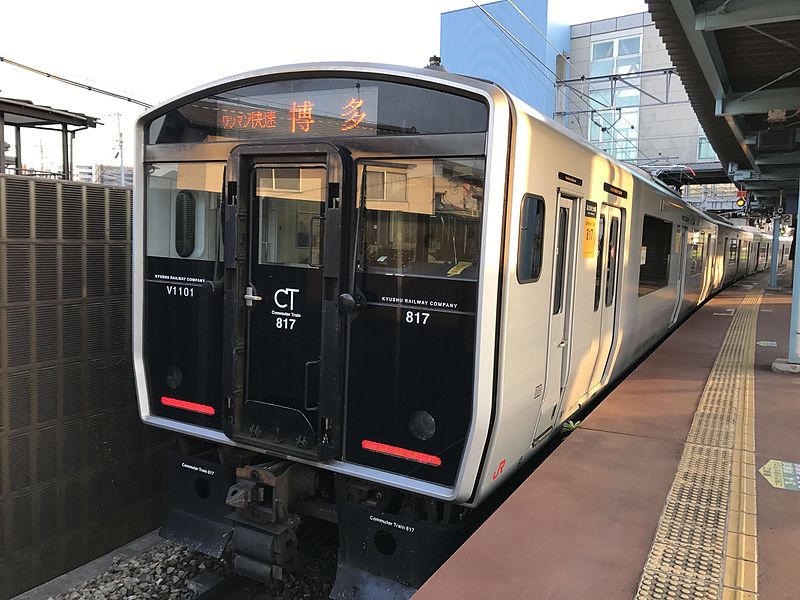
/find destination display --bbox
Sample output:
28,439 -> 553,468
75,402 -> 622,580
216,86 -> 379,138
146,77 -> 489,144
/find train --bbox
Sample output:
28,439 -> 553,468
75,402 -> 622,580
133,62 -> 791,597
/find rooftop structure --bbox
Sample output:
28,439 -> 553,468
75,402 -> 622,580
0,96 -> 99,180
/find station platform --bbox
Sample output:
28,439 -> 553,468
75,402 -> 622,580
415,270 -> 800,600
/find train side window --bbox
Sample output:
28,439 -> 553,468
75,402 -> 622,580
553,207 -> 569,314
174,191 -> 196,258
638,214 -> 672,296
689,233 -> 704,276
728,239 -> 738,264
518,194 -> 545,283
594,215 -> 606,310
605,216 -> 619,306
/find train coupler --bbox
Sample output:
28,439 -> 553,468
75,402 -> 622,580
225,460 -> 315,582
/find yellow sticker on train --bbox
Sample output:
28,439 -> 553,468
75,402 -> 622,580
447,261 -> 473,277
583,201 -> 597,258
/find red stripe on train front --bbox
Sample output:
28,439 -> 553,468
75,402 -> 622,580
160,396 -> 216,415
361,440 -> 442,467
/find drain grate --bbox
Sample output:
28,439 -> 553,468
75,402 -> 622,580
635,287 -> 762,600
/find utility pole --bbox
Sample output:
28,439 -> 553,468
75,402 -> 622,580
115,112 -> 124,186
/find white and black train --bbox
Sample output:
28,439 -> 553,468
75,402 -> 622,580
133,63 -> 790,596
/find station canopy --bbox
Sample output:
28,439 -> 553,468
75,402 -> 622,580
0,96 -> 99,179
646,0 -> 800,215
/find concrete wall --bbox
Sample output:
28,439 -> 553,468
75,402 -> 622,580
441,0 -> 569,118
0,175 -> 170,599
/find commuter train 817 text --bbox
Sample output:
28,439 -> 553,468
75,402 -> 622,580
133,62 -> 789,597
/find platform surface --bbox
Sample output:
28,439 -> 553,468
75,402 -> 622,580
415,269 -> 800,600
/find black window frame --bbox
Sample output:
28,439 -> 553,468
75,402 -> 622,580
517,194 -> 546,284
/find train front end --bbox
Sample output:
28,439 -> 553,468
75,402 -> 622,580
132,64 -> 510,593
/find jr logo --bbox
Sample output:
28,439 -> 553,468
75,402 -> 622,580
274,288 -> 300,311
492,458 -> 506,481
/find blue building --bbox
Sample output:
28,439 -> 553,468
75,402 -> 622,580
440,0 -> 569,119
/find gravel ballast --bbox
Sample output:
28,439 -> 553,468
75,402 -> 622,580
49,539 -> 335,600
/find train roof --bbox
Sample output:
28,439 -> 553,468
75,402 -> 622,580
136,61 -> 504,125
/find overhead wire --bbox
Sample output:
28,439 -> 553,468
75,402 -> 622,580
0,55 -> 153,108
468,0 -> 657,164
504,0 -> 666,161
497,0 -> 748,207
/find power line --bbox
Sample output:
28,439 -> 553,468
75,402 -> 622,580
504,0 -> 665,161
0,55 -> 152,108
498,0 -> 748,206
468,0 -> 656,163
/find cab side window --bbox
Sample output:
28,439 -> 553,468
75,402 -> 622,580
518,194 -> 545,283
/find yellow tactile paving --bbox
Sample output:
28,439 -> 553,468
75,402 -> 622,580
724,557 -> 758,593
726,532 -> 758,562
635,286 -> 763,600
722,587 -> 758,600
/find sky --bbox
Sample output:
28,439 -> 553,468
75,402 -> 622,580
1,0 -> 646,175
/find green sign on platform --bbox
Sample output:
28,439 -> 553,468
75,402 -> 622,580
759,460 -> 800,491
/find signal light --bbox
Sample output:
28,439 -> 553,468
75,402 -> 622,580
736,198 -> 746,208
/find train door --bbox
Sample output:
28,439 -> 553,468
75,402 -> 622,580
534,192 -> 577,441
589,205 -> 623,389
225,146 -> 347,461
669,225 -> 688,326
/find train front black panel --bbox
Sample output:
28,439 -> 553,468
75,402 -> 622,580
144,258 -> 224,429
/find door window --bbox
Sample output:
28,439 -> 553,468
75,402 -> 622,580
256,166 -> 325,267
605,216 -> 620,306
553,207 -> 569,314
594,214 -> 606,310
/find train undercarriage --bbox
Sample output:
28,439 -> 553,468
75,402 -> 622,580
161,437 -> 475,599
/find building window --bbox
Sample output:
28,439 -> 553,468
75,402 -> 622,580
589,87 -> 640,161
590,35 -> 641,77
698,131 -> 717,161
638,215 -> 672,296
365,170 -> 407,201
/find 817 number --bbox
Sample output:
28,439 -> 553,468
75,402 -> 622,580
276,317 -> 296,329
405,311 -> 430,325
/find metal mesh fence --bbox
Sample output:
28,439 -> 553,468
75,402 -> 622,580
0,175 -> 170,599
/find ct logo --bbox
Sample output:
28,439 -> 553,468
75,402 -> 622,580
273,288 -> 300,311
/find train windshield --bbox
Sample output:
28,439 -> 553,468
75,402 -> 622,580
356,157 -> 485,280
